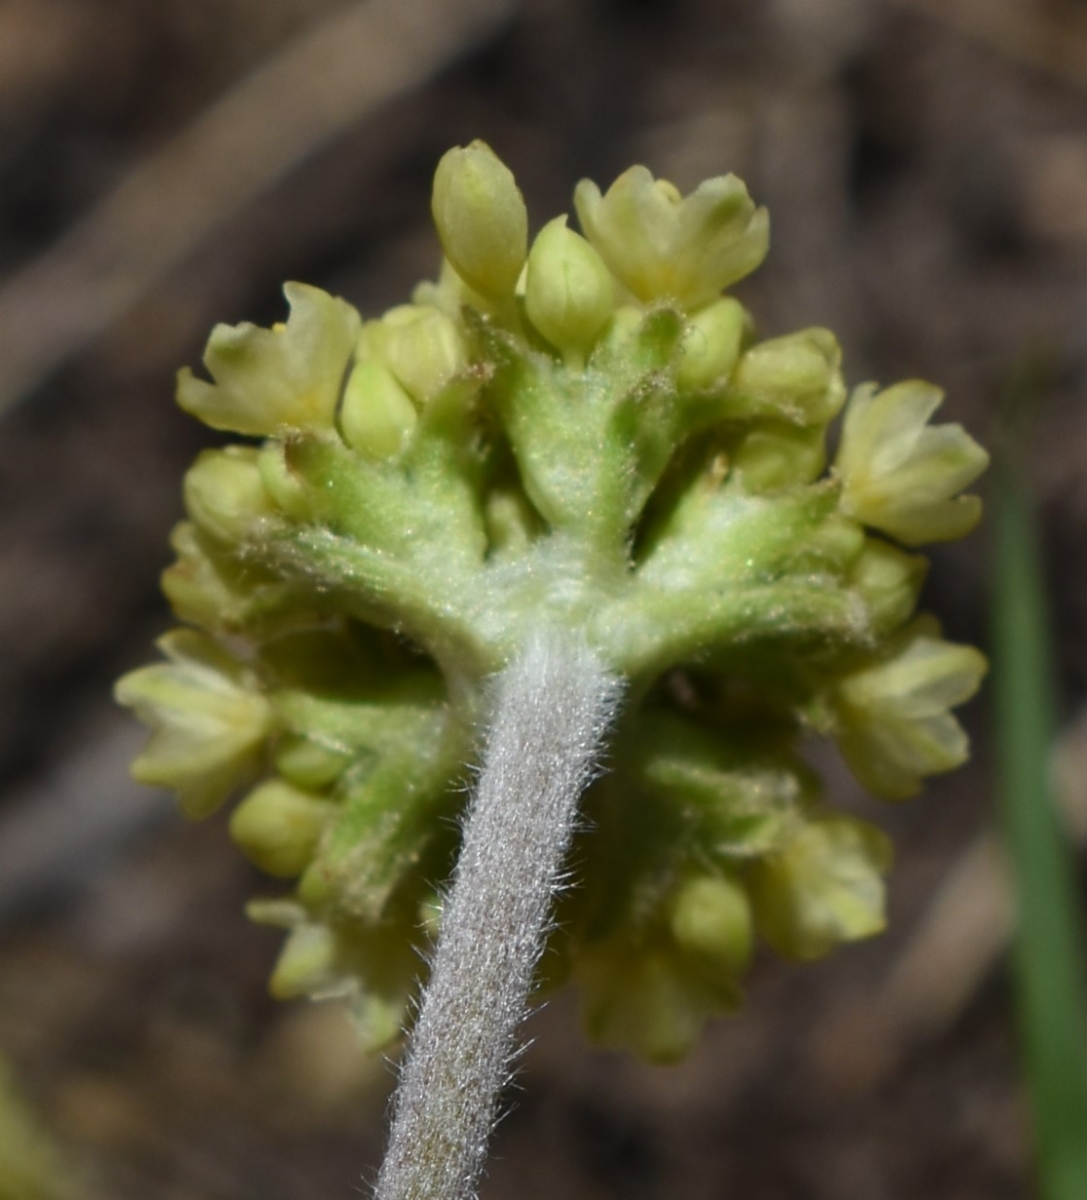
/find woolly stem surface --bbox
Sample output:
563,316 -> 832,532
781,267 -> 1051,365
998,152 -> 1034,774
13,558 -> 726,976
373,630 -> 621,1200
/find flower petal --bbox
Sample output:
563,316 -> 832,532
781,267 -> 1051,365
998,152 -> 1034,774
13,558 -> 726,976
837,380 -> 989,545
834,620 -> 988,799
115,629 -> 273,817
177,282 -> 360,436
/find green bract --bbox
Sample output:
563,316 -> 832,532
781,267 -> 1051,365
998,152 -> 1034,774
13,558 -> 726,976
117,142 -> 988,1061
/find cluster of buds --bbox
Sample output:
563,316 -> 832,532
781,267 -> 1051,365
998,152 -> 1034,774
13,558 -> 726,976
117,143 -> 988,1062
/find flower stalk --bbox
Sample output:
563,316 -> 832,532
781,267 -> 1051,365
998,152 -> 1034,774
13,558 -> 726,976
375,631 -> 620,1200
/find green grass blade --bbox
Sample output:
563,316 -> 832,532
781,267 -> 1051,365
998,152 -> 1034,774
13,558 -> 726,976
992,468 -> 1087,1199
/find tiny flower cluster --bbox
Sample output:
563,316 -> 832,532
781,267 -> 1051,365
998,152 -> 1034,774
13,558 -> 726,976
117,142 -> 988,1061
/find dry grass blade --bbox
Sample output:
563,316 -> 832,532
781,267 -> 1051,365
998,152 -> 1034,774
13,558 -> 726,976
0,0 -> 515,417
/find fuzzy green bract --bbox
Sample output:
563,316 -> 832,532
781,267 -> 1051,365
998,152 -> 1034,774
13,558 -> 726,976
116,142 -> 988,1063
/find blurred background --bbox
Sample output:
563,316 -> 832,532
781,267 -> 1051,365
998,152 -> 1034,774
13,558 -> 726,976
3,0 -> 1087,1196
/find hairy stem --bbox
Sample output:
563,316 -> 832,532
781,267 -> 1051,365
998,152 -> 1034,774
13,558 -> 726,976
374,630 -> 621,1200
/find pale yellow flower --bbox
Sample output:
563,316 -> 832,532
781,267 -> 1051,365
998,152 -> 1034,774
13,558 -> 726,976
836,380 -> 989,545
177,282 -> 360,436
834,618 -> 988,799
115,629 -> 274,817
574,166 -> 768,309
749,814 -> 892,960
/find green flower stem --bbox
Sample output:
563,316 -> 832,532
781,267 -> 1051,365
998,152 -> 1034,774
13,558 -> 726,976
268,523 -> 498,696
374,630 -> 621,1200
598,581 -> 866,680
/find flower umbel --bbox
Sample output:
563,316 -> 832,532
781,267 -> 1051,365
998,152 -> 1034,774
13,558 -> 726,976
118,142 -> 987,1062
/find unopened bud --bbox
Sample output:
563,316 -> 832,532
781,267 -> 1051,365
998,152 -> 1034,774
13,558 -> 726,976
340,358 -> 417,458
269,922 -> 339,999
161,522 -> 236,632
577,940 -> 708,1063
257,441 -> 311,523
801,513 -> 865,572
483,487 -> 542,556
597,304 -> 645,355
183,447 -> 275,544
731,421 -> 826,492
274,734 -> 353,791
732,329 -> 845,426
525,216 -> 614,364
370,306 -> 468,403
431,141 -> 528,300
677,298 -> 749,390
669,874 -> 752,975
849,537 -> 928,636
230,778 -> 333,878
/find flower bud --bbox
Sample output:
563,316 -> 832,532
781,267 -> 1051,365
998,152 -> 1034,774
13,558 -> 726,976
576,940 -> 715,1063
339,358 -> 417,458
525,216 -> 614,364
669,873 -> 752,976
574,167 -> 768,310
257,441 -> 311,522
796,513 -> 865,573
269,921 -> 340,999
431,141 -> 528,300
834,618 -> 988,799
836,380 -> 989,546
676,297 -> 749,390
230,778 -> 333,878
370,305 -> 468,403
731,328 -> 845,425
730,421 -> 826,492
749,815 -> 891,961
114,630 -> 273,818
293,858 -> 335,909
274,734 -> 353,791
177,283 -> 360,435
183,446 -> 275,544
849,537 -> 928,636
161,523 -> 236,631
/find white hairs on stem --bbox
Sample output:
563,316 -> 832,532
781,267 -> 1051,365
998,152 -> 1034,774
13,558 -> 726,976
373,629 -> 622,1200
